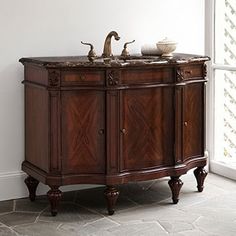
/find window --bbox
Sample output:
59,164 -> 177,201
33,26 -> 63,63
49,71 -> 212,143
207,0 -> 236,179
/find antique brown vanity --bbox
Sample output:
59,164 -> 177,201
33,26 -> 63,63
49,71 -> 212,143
20,44 -> 210,216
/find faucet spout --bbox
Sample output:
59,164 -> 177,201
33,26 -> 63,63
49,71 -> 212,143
102,31 -> 120,58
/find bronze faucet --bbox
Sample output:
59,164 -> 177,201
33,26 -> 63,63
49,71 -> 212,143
102,31 -> 120,58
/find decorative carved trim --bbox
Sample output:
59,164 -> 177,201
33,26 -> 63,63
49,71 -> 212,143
49,71 -> 60,87
203,64 -> 207,78
176,68 -> 184,82
107,70 -> 119,86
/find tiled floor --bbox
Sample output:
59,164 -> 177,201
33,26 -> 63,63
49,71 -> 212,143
0,173 -> 235,235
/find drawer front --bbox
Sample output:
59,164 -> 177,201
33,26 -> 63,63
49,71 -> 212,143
121,68 -> 173,84
61,70 -> 105,86
177,65 -> 203,81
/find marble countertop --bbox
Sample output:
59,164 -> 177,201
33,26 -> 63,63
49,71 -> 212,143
19,53 -> 210,68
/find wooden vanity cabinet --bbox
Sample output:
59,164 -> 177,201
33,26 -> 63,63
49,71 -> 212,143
20,54 -> 209,216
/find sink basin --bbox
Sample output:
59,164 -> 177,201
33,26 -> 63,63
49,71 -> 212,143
91,55 -> 170,66
93,55 -> 161,64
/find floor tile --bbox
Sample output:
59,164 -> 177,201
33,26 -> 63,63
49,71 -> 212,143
15,198 -> 48,213
0,226 -> 18,236
39,202 -> 102,224
119,180 -> 170,205
159,220 -> 194,233
195,216 -> 236,236
0,200 -> 13,215
106,222 -> 168,236
14,221 -> 65,236
59,218 -> 119,236
109,204 -> 200,224
0,212 -> 38,227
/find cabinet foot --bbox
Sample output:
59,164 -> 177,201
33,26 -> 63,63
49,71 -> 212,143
104,185 -> 119,215
24,176 -> 39,202
168,176 -> 183,204
194,167 -> 207,192
47,186 -> 62,216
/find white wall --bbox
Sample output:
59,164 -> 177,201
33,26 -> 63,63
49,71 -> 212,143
0,0 -> 205,200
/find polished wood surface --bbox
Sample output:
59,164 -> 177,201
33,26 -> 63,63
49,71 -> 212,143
121,68 -> 173,84
61,90 -> 105,174
183,83 -> 204,160
25,86 -> 49,172
20,54 -> 209,216
61,70 -> 105,86
120,87 -> 174,171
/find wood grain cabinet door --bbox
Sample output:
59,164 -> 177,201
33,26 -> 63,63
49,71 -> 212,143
182,83 -> 205,160
61,91 -> 105,174
119,87 -> 175,171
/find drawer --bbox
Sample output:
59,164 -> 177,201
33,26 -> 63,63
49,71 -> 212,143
61,70 -> 105,85
121,68 -> 173,84
177,65 -> 203,81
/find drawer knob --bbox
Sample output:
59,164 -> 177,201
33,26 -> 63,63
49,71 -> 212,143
184,70 -> 192,75
79,75 -> 86,81
120,128 -> 126,134
98,129 -> 104,135
184,121 -> 188,127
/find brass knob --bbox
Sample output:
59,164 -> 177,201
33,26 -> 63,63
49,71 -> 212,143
184,70 -> 192,75
184,121 -> 188,127
120,128 -> 126,134
79,75 -> 86,81
98,129 -> 104,135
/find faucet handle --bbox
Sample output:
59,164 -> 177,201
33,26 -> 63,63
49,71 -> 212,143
121,40 -> 135,57
81,41 -> 97,62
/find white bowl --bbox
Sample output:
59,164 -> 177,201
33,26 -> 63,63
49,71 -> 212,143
156,38 -> 177,57
141,44 -> 162,56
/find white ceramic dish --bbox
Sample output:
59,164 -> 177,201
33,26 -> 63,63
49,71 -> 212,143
156,38 -> 177,57
141,44 -> 162,56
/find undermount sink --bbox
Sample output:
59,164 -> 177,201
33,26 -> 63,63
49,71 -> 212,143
92,55 -> 165,64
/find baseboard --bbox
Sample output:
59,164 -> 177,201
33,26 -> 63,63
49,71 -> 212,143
0,171 -> 100,201
210,160 -> 236,181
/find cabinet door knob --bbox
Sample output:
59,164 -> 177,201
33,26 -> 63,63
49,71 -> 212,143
98,129 -> 104,135
120,128 -> 126,134
79,75 -> 86,81
184,121 -> 188,127
184,70 -> 192,75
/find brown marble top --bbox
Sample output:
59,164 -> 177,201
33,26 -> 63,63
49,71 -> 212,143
19,53 -> 210,68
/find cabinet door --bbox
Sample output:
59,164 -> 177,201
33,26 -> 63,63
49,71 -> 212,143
120,87 -> 174,171
61,91 -> 105,174
183,83 -> 204,160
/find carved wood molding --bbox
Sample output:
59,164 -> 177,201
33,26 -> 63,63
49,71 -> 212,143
176,68 -> 184,82
107,70 -> 119,86
49,70 -> 60,87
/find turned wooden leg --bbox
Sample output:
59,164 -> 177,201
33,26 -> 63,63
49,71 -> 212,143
194,166 -> 208,192
104,185 -> 119,215
47,186 -> 62,216
168,176 -> 183,204
24,176 -> 39,202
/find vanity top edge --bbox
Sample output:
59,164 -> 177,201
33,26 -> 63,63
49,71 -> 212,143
19,53 -> 210,69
